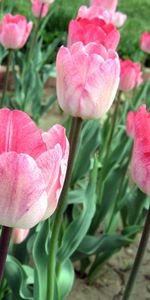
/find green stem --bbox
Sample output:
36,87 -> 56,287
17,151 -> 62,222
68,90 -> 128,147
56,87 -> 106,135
106,155 -> 131,233
98,90 -> 122,203
0,0 -> 4,17
0,226 -> 12,284
28,3 -> 44,62
90,91 -> 122,234
47,117 -> 82,300
0,49 -> 13,107
122,206 -> 150,300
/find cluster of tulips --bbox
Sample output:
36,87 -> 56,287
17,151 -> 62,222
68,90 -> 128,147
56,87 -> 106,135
0,0 -> 150,299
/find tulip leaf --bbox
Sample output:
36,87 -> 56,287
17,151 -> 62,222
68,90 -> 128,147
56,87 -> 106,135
32,220 -> 49,300
5,255 -> 33,300
58,157 -> 98,262
57,259 -> 74,300
72,120 -> 100,184
94,164 -> 127,230
76,234 -> 132,256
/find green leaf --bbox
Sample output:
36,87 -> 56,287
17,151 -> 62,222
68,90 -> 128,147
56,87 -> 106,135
58,157 -> 98,262
72,120 -> 100,184
32,221 -> 49,300
5,255 -> 33,300
77,234 -> 131,256
57,259 -> 74,300
40,95 -> 57,116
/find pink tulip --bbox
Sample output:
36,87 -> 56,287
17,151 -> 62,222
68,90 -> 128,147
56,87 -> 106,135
31,0 -> 49,18
40,0 -> 54,3
111,12 -> 127,27
90,0 -> 118,12
119,59 -> 143,92
126,105 -> 150,196
0,108 -> 69,228
0,14 -> 32,49
77,6 -> 127,28
56,42 -> 120,119
140,32 -> 150,54
13,228 -> 29,244
68,18 -> 120,50
77,5 -> 112,23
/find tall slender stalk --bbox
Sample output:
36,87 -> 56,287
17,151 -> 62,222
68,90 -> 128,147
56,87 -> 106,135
122,206 -> 150,300
90,91 -> 122,233
47,117 -> 82,300
98,90 -> 122,202
0,49 -> 13,107
28,3 -> 44,62
0,226 -> 12,283
0,0 -> 4,17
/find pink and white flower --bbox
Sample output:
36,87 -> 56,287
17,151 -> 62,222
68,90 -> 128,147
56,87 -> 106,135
119,58 -> 143,92
0,14 -> 32,49
127,105 -> 150,196
56,42 -> 120,119
0,108 -> 69,228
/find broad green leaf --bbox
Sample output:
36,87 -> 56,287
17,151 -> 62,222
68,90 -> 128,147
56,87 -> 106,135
5,255 -> 33,300
32,221 -> 49,300
57,259 -> 74,300
58,157 -> 98,262
77,234 -> 131,256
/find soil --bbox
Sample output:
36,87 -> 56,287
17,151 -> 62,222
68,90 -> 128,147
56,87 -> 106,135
68,236 -> 150,300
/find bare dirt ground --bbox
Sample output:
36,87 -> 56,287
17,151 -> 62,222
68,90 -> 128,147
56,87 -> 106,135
68,237 -> 150,300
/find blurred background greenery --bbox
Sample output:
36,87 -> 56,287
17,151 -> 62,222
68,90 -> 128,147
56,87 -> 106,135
4,0 -> 150,62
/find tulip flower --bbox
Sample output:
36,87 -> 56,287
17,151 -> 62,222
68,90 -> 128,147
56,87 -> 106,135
0,108 -> 69,228
13,228 -> 29,244
56,41 -> 120,119
119,59 -> 143,92
126,105 -> 150,195
90,0 -> 118,12
0,14 -> 32,49
41,0 -> 54,3
140,32 -> 150,54
77,6 -> 127,28
31,0 -> 49,18
68,18 -> 120,50
111,12 -> 127,27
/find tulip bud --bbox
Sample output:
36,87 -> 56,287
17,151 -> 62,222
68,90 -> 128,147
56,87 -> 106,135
0,14 -> 32,49
31,0 -> 49,18
68,18 -> 120,50
56,42 -> 120,119
119,59 -> 143,92
126,105 -> 150,196
0,108 -> 69,228
140,32 -> 150,54
13,228 -> 29,244
90,0 -> 118,12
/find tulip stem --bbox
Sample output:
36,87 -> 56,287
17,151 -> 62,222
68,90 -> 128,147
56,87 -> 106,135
90,91 -> 122,234
98,90 -> 122,203
0,49 -> 13,107
122,205 -> 150,300
28,3 -> 44,62
0,226 -> 12,284
0,0 -> 4,17
47,117 -> 82,300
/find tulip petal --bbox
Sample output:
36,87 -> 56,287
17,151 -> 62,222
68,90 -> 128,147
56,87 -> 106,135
0,152 -> 47,228
0,108 -> 46,158
37,144 -> 66,218
42,124 -> 69,154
